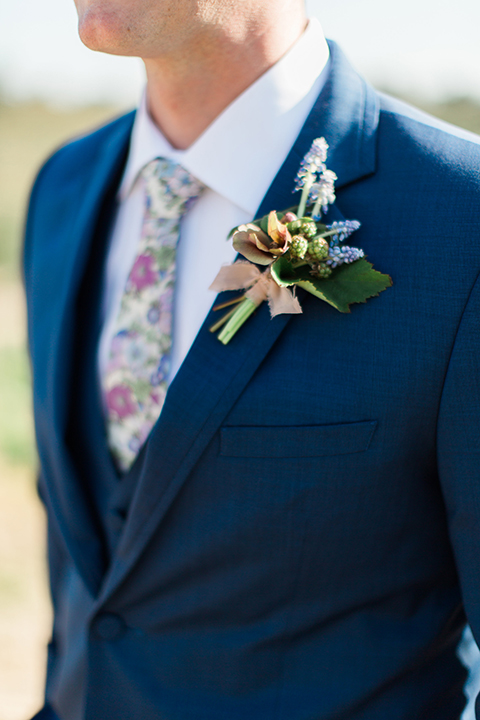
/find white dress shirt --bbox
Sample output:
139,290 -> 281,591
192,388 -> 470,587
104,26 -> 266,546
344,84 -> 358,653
98,18 -> 330,396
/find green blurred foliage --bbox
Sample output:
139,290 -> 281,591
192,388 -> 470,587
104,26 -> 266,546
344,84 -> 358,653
418,97 -> 480,136
0,347 -> 35,466
0,216 -> 17,268
0,101 -> 123,281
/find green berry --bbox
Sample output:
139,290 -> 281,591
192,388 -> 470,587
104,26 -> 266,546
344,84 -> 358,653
307,237 -> 329,261
290,235 -> 309,260
299,220 -> 317,239
313,263 -> 332,279
287,218 -> 317,238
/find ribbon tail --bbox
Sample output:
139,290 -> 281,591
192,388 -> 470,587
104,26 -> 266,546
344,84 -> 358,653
267,282 -> 303,317
209,261 -> 261,293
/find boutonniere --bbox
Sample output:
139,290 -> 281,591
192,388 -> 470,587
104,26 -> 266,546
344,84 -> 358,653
209,138 -> 392,344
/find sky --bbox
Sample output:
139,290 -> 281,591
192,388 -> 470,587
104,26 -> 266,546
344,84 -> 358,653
0,0 -> 479,107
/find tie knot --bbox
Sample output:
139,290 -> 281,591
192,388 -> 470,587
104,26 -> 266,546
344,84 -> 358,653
141,157 -> 205,219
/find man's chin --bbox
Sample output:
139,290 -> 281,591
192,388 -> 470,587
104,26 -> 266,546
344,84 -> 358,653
77,9 -> 137,55
78,36 -> 140,56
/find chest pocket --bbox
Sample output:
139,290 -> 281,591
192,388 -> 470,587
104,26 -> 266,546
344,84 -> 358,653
220,421 -> 377,459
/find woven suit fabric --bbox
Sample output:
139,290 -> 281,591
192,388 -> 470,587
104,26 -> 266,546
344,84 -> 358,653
103,158 -> 205,471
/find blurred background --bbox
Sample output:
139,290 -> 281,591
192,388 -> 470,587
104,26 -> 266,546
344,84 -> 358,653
0,0 -> 479,718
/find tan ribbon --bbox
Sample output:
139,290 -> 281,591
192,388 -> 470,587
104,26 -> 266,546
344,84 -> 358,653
210,261 -> 302,318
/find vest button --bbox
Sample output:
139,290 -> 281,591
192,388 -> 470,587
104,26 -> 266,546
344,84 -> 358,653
91,612 -> 126,641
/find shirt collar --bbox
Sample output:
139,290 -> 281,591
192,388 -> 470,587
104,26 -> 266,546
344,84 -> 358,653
118,17 -> 330,216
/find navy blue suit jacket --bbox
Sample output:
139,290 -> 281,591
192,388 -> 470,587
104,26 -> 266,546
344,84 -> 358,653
25,43 -> 480,720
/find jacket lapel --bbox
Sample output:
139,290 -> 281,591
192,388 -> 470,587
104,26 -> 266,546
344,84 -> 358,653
98,42 -> 380,603
39,113 -> 135,595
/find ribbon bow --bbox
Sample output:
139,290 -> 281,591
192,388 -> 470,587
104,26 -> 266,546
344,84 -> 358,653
209,261 -> 302,317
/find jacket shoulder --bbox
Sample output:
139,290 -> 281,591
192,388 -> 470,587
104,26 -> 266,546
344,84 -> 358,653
31,109 -> 135,197
23,110 -> 134,290
377,92 -> 480,177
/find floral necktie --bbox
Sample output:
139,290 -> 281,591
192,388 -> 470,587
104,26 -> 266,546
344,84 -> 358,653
103,158 -> 205,472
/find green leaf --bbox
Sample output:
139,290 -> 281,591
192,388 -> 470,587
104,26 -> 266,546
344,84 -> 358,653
271,256 -> 392,313
259,215 -> 269,233
270,255 -> 299,286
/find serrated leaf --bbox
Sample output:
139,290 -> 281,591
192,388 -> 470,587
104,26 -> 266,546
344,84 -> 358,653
271,256 -> 392,313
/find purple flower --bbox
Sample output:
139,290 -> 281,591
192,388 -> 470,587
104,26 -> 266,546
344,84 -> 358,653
106,385 -> 137,419
327,220 -> 361,245
129,254 -> 157,291
147,304 -> 161,324
106,331 -> 136,373
294,138 -> 329,192
150,356 -> 170,386
150,387 -> 166,407
125,340 -> 148,368
309,169 -> 337,210
326,245 -> 365,268
307,138 -> 329,165
128,436 -> 142,454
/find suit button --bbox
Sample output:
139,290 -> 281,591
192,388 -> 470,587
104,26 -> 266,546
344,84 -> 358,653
91,612 -> 126,641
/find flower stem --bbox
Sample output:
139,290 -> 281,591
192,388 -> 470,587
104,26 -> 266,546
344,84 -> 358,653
297,175 -> 314,218
290,259 -> 309,270
209,306 -> 239,334
316,228 -> 339,238
212,294 -> 246,311
217,297 -> 258,345
311,197 -> 323,220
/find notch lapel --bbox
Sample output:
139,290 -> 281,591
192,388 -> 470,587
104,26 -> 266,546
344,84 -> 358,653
98,42 -> 381,603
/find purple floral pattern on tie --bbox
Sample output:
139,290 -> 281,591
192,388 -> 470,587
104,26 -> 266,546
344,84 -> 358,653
103,158 -> 205,471
106,385 -> 137,419
129,254 -> 158,291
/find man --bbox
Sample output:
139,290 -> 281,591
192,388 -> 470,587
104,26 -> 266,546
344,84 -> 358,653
24,0 -> 480,718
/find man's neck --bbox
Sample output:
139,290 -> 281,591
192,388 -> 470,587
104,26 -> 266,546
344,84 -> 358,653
143,5 -> 308,150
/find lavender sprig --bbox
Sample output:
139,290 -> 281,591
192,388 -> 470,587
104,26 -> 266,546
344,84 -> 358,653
327,220 -> 362,245
294,138 -> 329,190
310,169 -> 338,220
295,138 -> 330,217
326,245 -> 365,268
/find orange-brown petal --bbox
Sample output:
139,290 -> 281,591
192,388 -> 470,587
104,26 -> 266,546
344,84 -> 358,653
267,211 -> 286,244
232,230 -> 274,265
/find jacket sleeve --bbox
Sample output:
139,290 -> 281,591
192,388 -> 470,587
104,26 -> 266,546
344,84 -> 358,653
437,268 -> 480,715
